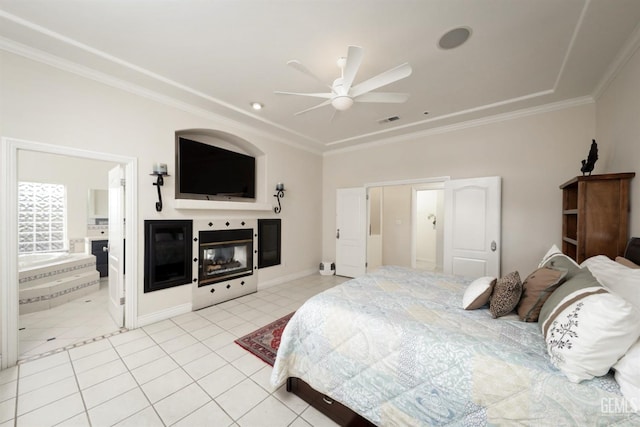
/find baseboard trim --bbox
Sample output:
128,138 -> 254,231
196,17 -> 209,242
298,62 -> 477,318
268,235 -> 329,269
258,268 -> 318,290
136,303 -> 193,328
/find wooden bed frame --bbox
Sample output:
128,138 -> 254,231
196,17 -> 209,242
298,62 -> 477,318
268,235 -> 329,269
286,377 -> 375,426
286,237 -> 640,426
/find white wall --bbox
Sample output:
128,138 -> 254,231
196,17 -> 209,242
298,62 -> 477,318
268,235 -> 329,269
596,44 -> 640,236
381,185 -> 412,267
17,151 -> 116,244
323,104 -> 597,276
0,51 -> 322,318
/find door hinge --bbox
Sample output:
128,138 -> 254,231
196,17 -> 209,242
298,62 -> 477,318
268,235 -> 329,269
365,262 -> 368,267
119,297 -> 125,305
120,178 -> 126,188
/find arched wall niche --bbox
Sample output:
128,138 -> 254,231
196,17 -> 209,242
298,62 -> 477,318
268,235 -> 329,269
175,129 -> 267,205
175,129 -> 265,156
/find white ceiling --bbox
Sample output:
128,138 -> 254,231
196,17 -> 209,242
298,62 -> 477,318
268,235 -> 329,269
1,0 -> 639,153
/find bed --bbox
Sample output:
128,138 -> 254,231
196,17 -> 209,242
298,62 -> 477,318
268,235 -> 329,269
271,240 -> 640,426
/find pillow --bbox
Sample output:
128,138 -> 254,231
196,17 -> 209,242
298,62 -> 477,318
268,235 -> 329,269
538,244 -> 563,267
540,253 -> 580,278
463,277 -> 496,310
581,255 -> 640,310
614,339 -> 640,412
580,255 -> 630,287
517,267 -> 567,322
616,256 -> 640,269
539,268 -> 640,383
489,271 -> 522,318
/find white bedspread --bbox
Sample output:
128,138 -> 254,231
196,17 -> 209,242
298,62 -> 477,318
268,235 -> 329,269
271,266 -> 639,426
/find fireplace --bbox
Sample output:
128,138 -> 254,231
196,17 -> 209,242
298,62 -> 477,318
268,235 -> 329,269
198,229 -> 253,285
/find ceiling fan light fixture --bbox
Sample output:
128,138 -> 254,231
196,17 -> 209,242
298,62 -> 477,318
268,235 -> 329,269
331,96 -> 354,111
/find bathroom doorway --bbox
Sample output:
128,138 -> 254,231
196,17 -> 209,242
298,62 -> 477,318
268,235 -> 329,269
1,138 -> 138,368
412,186 -> 444,272
365,177 -> 447,272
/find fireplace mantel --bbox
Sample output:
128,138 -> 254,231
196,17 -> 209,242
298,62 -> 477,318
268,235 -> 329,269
175,199 -> 272,211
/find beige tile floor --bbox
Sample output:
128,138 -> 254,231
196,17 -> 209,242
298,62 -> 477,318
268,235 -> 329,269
2,273 -> 348,427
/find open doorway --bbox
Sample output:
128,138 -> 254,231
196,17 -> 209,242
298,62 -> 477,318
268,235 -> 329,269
16,152 -> 124,359
412,186 -> 444,272
1,138 -> 138,368
365,178 -> 447,272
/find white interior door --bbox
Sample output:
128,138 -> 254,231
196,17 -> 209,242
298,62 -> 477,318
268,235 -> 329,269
108,165 -> 125,326
336,187 -> 367,278
443,176 -> 501,278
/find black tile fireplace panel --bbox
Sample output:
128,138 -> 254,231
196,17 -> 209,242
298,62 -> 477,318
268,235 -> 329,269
144,220 -> 193,293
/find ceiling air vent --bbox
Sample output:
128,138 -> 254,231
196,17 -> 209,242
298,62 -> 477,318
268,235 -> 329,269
378,116 -> 400,124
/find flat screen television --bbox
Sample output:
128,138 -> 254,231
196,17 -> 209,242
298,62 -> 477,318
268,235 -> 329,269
176,137 -> 256,201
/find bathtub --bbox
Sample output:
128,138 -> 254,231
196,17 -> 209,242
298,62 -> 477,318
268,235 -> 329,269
18,251 -> 72,270
18,252 -> 101,314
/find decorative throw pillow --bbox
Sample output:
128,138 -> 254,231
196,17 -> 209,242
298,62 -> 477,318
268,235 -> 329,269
538,244 -> 563,267
581,255 -> 640,310
539,268 -> 640,383
616,256 -> 640,269
463,276 -> 496,310
614,339 -> 640,412
517,267 -> 567,322
489,271 -> 522,318
541,253 -> 581,279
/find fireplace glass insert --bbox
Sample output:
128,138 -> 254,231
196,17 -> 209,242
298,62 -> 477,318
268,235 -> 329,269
199,229 -> 253,286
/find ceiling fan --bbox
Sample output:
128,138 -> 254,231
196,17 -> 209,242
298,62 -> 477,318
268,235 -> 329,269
275,45 -> 412,116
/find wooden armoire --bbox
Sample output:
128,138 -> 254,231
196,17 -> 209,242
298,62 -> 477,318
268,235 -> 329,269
560,172 -> 635,263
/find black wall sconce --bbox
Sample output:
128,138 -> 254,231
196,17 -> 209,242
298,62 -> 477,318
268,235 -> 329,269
274,183 -> 285,213
151,163 -> 169,212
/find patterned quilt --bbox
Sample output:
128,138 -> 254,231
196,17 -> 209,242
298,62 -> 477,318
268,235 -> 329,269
271,266 -> 640,426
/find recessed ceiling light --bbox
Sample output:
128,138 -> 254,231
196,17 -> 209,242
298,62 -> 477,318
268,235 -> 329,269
250,102 -> 264,110
438,27 -> 471,50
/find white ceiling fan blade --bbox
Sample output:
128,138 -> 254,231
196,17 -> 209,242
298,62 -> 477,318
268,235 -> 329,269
341,45 -> 363,92
274,91 -> 332,99
351,63 -> 412,98
293,99 -> 333,116
354,92 -> 410,103
287,60 -> 332,90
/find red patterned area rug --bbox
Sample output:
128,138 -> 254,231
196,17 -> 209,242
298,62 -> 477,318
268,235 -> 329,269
235,312 -> 295,366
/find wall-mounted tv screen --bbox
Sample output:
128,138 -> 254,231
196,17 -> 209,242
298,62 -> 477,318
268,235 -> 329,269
176,137 -> 256,201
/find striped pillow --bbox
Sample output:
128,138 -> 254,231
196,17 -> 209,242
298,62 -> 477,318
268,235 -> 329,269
539,268 -> 640,383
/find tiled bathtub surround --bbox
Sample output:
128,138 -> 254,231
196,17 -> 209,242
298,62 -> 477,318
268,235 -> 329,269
18,253 -> 100,315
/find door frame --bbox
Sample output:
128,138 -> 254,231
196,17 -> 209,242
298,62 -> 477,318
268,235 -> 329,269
1,137 -> 139,368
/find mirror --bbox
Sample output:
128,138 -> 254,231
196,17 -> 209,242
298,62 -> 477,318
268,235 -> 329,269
88,189 -> 108,219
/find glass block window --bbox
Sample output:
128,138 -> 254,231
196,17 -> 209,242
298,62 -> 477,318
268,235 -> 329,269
18,181 -> 67,253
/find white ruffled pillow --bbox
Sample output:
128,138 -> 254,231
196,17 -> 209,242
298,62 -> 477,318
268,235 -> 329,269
462,276 -> 496,310
614,339 -> 640,412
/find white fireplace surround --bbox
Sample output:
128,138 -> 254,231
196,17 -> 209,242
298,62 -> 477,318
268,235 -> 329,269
191,218 -> 258,310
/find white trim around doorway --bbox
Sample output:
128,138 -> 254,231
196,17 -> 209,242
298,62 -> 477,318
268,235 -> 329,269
0,137 -> 139,369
